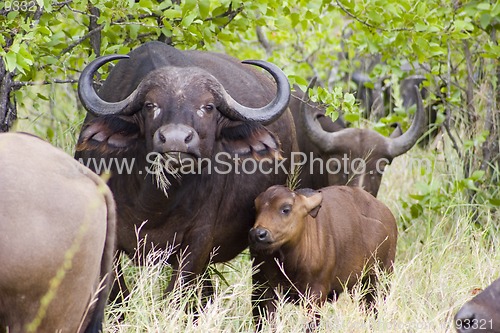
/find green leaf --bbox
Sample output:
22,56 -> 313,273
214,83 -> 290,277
275,18 -> 290,30
429,43 -> 445,56
4,52 -> 18,72
163,8 -> 181,19
290,12 -> 300,28
344,113 -> 360,123
410,203 -> 423,218
343,92 -> 355,105
489,198 -> 500,206
198,0 -> 210,19
363,81 -> 374,89
463,179 -> 479,191
479,13 -> 492,30
326,110 -> 339,122
181,12 -> 198,27
46,127 -> 55,140
37,93 -> 49,101
43,0 -> 53,12
415,22 -> 427,32
158,0 -> 173,10
409,194 -> 426,201
492,2 -> 500,16
182,0 -> 197,15
483,42 -> 500,59
288,75 -> 308,86
477,2 -> 490,10
453,19 -> 474,32
470,170 -> 485,181
217,31 -> 234,41
129,24 -> 139,39
7,11 -> 19,20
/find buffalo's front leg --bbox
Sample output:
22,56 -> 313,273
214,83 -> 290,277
164,239 -> 214,299
251,254 -> 280,331
305,285 -> 328,333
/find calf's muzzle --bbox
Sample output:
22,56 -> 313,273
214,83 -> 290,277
249,227 -> 273,245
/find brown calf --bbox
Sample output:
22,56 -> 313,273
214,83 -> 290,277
0,133 -> 116,333
249,185 -> 397,329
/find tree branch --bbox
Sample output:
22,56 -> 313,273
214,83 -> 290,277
256,26 -> 272,55
60,25 -> 104,55
334,0 -> 410,32
89,6 -> 101,57
462,40 -> 476,125
443,39 -> 463,160
12,79 -> 78,88
0,58 -> 16,132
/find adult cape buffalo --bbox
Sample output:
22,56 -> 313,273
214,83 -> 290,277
75,41 -> 295,298
294,79 -> 426,196
0,132 -> 115,333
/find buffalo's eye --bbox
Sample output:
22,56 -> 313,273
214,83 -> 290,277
203,103 -> 215,112
280,204 -> 292,216
145,102 -> 161,119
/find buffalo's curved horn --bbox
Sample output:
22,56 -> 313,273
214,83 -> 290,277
221,60 -> 290,124
300,77 -> 346,153
78,54 -> 139,116
387,85 -> 427,157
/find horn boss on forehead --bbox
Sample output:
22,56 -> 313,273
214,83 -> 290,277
78,55 -> 290,124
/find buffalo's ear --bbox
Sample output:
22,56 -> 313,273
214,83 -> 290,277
389,122 -> 403,138
296,188 -> 322,218
76,115 -> 141,154
220,122 -> 282,160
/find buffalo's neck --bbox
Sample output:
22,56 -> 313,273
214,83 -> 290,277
129,172 -> 203,225
281,217 -> 331,278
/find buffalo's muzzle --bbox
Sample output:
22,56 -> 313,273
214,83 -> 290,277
153,124 -> 201,157
249,227 -> 273,246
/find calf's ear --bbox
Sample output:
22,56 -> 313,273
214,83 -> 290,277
296,189 -> 323,218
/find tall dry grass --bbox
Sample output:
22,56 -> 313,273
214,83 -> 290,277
100,144 -> 498,333
12,84 -> 499,333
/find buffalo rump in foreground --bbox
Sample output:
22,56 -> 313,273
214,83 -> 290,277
298,79 -> 426,196
0,133 -> 115,333
455,277 -> 500,333
249,185 -> 397,330
75,41 -> 295,299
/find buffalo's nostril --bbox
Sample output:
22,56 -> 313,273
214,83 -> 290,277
158,132 -> 166,144
256,229 -> 268,241
185,131 -> 194,144
249,228 -> 271,247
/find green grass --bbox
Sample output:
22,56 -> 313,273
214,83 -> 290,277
12,84 -> 499,333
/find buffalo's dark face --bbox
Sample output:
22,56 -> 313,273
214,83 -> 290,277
138,68 -> 222,161
300,83 -> 426,197
76,54 -> 291,189
319,132 -> 393,197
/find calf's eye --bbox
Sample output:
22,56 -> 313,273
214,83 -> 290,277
280,204 -> 292,216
